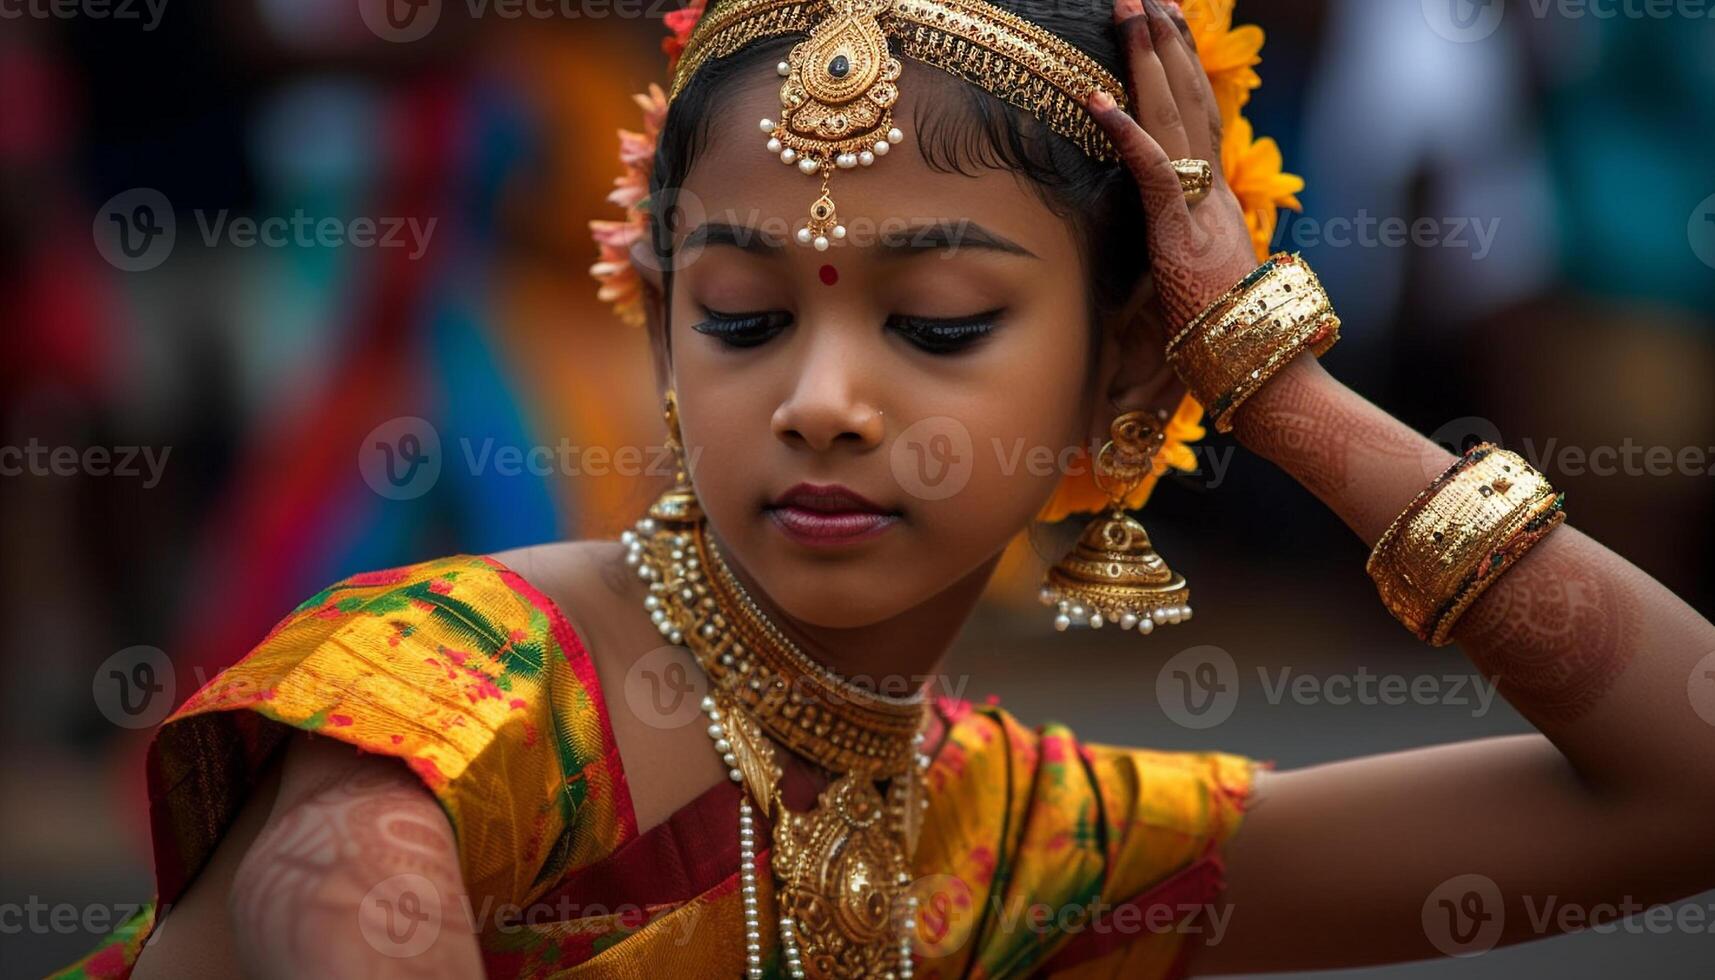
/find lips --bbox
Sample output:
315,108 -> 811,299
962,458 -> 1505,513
765,483 -> 901,548
767,482 -> 895,515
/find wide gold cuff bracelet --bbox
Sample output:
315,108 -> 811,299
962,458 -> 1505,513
1366,444 -> 1567,646
1166,253 -> 1342,434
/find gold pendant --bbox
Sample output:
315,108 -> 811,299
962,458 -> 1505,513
772,772 -> 914,979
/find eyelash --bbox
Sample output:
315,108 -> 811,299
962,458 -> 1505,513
692,309 -> 1002,355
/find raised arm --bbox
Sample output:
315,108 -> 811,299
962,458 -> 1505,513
1078,1 -> 1715,971
1188,352 -> 1715,972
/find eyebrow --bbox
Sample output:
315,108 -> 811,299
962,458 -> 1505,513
681,220 -> 1040,260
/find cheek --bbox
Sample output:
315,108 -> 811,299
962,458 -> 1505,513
899,315 -> 1092,540
670,350 -> 766,508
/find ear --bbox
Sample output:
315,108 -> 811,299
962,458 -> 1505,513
1084,274 -> 1187,447
633,235 -> 673,395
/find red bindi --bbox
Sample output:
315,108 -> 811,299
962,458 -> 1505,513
818,264 -> 839,286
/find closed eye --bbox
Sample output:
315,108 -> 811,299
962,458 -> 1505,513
691,309 -> 792,349
889,311 -> 1004,355
691,309 -> 1004,355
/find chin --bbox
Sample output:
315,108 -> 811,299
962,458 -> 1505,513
749,533 -> 917,629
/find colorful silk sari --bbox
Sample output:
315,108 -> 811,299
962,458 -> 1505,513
55,554 -> 1260,979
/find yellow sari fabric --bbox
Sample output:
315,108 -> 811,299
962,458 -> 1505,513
56,555 -> 1259,979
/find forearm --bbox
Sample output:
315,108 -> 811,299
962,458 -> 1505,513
1230,353 -> 1715,809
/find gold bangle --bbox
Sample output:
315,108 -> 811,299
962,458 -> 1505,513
1167,253 -> 1341,433
1366,444 -> 1567,646
1165,254 -> 1285,352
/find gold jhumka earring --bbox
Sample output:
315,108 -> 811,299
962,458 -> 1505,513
647,388 -> 703,533
1040,410 -> 1193,635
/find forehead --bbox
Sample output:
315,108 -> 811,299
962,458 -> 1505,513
676,56 -> 1077,256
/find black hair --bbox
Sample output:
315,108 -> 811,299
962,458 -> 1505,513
647,2 -> 1148,363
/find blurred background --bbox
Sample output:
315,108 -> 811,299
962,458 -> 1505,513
3,0 -> 1712,976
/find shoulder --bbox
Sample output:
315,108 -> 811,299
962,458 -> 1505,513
488,539 -> 734,834
484,538 -> 665,696
155,546 -> 642,907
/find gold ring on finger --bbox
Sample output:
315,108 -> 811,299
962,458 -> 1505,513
1170,158 -> 1213,204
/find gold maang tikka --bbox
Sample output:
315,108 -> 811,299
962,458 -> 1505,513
1040,410 -> 1194,635
669,0 -> 1131,253
761,0 -> 903,251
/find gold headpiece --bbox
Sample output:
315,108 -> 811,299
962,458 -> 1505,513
595,0 -> 1307,523
667,0 -> 1131,249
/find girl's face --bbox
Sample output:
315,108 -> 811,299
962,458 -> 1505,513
661,65 -> 1109,630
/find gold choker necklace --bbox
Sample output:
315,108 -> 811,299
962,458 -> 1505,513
626,495 -> 927,774
623,490 -> 929,979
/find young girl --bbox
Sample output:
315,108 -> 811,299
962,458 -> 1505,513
62,0 -> 1715,977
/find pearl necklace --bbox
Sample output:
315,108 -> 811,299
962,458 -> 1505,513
625,508 -> 928,979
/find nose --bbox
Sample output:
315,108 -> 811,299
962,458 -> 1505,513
770,334 -> 885,453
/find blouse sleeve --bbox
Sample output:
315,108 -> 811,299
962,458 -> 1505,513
918,701 -> 1262,980
146,554 -> 634,916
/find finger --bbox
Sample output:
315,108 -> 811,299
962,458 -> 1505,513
1144,0 -> 1221,167
1114,0 -> 1192,161
1086,89 -> 1192,233
1156,0 -> 1196,48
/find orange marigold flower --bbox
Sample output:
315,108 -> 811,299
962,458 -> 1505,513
1222,113 -> 1305,261
1035,395 -> 1208,525
1181,0 -> 1263,122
